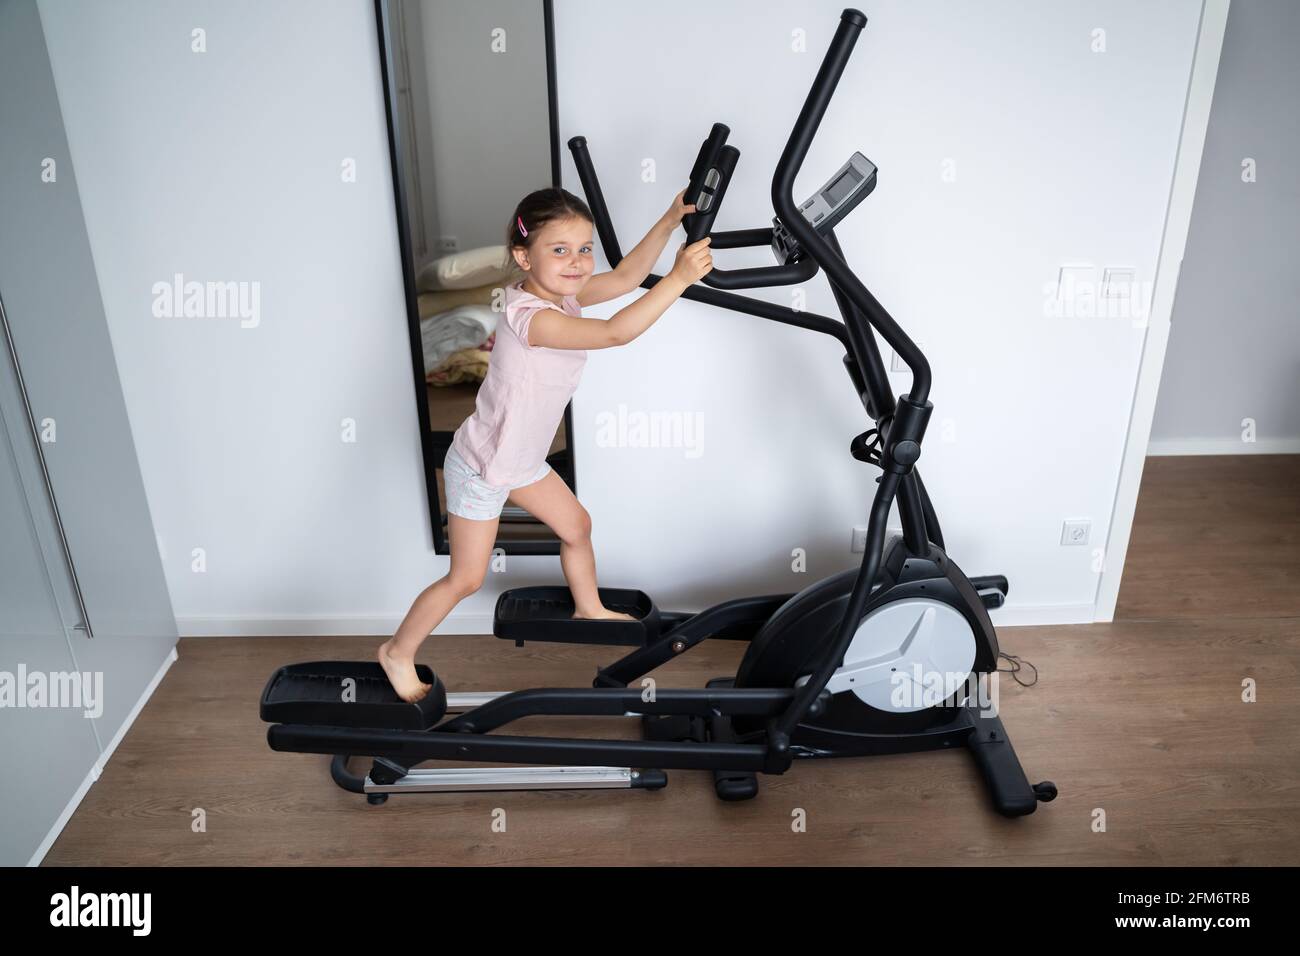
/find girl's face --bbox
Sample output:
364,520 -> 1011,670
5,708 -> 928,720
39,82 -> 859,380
514,216 -> 594,299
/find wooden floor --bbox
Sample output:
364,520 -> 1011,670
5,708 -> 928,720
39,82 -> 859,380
45,455 -> 1300,865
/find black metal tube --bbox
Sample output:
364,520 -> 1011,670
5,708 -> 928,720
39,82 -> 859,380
435,686 -> 795,734
897,472 -> 931,554
709,227 -> 774,249
640,272 -> 851,349
841,355 -> 870,414
700,257 -> 819,291
769,9 -> 931,403
913,468 -> 945,551
268,724 -> 769,773
568,135 -> 625,267
824,231 -> 894,421
774,468 -> 901,742
329,754 -> 367,793
595,593 -> 794,688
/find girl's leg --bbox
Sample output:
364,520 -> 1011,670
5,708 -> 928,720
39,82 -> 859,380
378,512 -> 500,702
506,471 -> 634,621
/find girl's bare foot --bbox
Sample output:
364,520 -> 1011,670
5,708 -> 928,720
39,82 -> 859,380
377,639 -> 433,703
572,607 -> 637,622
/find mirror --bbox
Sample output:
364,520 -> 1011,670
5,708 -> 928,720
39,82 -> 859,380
376,0 -> 572,554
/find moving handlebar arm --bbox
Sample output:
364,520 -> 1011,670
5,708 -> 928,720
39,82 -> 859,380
708,227 -> 774,249
567,140 -> 877,416
567,135 -> 855,352
679,123 -> 822,291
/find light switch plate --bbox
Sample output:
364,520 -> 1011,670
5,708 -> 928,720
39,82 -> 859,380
1056,264 -> 1094,300
1102,267 -> 1136,298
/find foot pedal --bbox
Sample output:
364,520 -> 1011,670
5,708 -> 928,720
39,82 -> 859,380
260,661 -> 447,729
494,586 -> 660,646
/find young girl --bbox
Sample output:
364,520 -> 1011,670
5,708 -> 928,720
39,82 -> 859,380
380,186 -> 713,702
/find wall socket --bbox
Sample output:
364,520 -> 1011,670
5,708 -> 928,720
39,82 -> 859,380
1061,518 -> 1091,546
436,236 -> 458,254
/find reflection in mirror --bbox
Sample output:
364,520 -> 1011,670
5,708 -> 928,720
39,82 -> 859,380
379,0 -> 571,554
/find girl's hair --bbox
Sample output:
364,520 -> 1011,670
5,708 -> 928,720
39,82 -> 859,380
508,187 -> 593,251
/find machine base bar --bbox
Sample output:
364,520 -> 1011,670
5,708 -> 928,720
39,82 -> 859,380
366,764 -> 664,793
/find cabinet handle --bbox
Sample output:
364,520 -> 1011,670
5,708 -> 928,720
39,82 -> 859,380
0,294 -> 94,638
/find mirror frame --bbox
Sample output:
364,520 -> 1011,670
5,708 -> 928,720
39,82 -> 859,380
373,0 -> 573,554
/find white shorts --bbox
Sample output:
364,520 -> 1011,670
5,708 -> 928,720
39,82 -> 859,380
443,444 -> 551,521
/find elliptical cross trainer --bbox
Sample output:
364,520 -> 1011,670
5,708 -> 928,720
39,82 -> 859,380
261,8 -> 1057,817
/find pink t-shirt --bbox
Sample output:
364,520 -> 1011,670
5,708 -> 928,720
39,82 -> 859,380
449,281 -> 588,487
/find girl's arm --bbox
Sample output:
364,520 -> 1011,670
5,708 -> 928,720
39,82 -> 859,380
528,237 -> 713,350
577,189 -> 695,308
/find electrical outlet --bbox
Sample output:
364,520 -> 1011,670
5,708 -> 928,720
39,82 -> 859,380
1061,518 -> 1091,546
436,236 -> 458,254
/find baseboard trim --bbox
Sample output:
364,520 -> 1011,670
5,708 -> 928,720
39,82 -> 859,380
991,603 -> 1097,626
1147,438 -> 1300,455
27,644 -> 179,867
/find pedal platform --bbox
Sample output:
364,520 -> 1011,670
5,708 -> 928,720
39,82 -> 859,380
260,661 -> 447,730
494,586 -> 660,646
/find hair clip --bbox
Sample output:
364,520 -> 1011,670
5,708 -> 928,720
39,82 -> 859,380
517,215 -> 528,238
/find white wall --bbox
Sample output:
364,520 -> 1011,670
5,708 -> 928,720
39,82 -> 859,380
1149,0 -> 1300,455
38,0 -> 443,634
37,0 -> 1207,634
553,0 -> 1204,622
